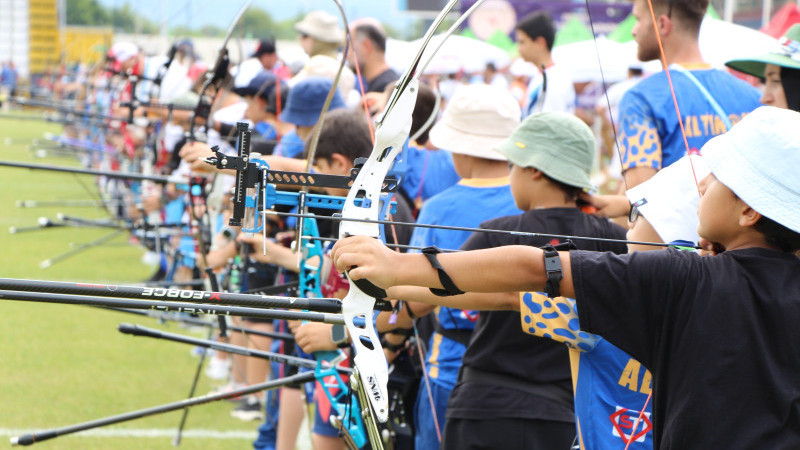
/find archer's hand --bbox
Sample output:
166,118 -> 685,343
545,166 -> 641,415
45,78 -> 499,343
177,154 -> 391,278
698,238 -> 724,256
179,141 -> 215,173
294,322 -> 338,353
578,192 -> 630,218
331,235 -> 399,290
237,234 -> 296,269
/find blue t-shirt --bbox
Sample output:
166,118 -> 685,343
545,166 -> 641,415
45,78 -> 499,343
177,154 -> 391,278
520,292 -> 654,449
409,178 -> 520,390
253,121 -> 278,141
619,66 -> 760,171
400,145 -> 460,206
273,129 -> 305,158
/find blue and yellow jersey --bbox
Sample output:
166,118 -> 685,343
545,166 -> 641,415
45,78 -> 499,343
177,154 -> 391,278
520,292 -> 654,450
618,65 -> 760,172
409,178 -> 520,389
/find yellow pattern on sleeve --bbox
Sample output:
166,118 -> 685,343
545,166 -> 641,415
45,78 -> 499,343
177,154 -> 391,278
519,292 -> 598,352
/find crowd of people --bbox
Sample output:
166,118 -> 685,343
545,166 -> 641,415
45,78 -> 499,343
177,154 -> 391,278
20,0 -> 800,448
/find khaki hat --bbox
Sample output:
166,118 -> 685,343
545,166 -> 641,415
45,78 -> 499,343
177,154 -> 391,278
429,84 -> 521,161
701,106 -> 800,234
295,10 -> 345,44
726,24 -> 800,79
495,112 -> 595,190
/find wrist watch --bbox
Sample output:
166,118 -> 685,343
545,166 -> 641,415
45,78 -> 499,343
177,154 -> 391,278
330,324 -> 350,348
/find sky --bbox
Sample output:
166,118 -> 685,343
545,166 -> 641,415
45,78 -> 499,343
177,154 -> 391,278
99,0 -> 416,32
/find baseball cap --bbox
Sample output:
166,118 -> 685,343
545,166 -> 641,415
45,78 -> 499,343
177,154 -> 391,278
625,154 -> 710,244
232,71 -> 288,113
251,39 -> 276,58
108,42 -> 138,71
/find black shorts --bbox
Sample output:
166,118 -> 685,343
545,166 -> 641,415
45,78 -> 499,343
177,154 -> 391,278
442,417 -> 575,450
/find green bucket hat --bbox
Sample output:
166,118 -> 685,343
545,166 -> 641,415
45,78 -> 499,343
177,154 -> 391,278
726,24 -> 800,79
495,112 -> 595,190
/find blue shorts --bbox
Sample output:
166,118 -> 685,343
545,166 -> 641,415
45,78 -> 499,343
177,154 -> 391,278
414,380 -> 451,450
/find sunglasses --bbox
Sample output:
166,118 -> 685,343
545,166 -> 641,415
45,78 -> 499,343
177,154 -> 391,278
628,199 -> 648,223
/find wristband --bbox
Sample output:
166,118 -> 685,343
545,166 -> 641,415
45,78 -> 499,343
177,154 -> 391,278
330,324 -> 350,348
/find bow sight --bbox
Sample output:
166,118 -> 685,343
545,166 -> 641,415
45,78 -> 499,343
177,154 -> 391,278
204,121 -> 400,233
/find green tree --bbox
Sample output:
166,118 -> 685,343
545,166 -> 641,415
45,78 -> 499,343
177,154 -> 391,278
109,3 -> 137,32
239,7 -> 278,40
65,0 -> 109,26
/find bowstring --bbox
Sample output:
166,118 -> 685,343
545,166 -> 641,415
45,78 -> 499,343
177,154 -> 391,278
585,1 -> 707,447
643,0 -> 703,195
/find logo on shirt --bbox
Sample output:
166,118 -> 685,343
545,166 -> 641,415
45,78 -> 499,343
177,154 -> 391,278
610,406 -> 652,444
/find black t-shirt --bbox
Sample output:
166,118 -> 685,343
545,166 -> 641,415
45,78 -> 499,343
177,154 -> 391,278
571,247 -> 800,449
366,68 -> 400,93
446,208 -> 627,422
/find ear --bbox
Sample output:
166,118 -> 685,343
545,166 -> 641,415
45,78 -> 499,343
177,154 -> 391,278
330,153 -> 353,174
528,167 -> 545,181
739,206 -> 762,228
657,13 -> 673,37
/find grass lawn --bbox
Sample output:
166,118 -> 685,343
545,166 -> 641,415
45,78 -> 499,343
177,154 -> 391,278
0,114 -> 260,449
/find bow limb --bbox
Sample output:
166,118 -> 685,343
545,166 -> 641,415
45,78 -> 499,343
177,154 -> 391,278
188,0 -> 254,141
338,0 -> 464,426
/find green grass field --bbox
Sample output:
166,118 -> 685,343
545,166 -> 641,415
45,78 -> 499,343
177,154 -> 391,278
0,114 -> 260,449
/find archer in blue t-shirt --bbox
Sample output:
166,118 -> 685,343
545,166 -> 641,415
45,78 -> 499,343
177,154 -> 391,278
408,177 -> 520,450
519,292 -> 654,450
272,129 -> 305,158
618,65 -> 760,172
401,145 -> 461,210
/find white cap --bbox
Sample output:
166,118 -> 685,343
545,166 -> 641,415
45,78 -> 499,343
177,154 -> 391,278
626,154 -> 710,244
429,84 -> 520,161
702,106 -> 800,233
109,42 -> 138,64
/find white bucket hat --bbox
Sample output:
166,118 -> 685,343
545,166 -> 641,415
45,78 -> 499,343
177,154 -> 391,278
626,154 -> 710,244
429,84 -> 521,161
294,10 -> 345,44
702,106 -> 800,234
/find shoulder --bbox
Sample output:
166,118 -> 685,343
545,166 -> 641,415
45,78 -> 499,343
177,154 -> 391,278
460,212 -> 525,250
479,210 -> 527,230
619,80 -> 665,117
572,247 -> 700,277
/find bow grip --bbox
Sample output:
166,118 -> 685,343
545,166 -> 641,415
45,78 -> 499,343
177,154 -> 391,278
348,273 -> 387,299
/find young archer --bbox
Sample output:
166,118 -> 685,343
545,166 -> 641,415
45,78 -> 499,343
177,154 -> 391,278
331,106 -> 800,449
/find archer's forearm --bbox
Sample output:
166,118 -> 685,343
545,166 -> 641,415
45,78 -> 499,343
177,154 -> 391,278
388,286 -> 519,311
393,246 -> 550,293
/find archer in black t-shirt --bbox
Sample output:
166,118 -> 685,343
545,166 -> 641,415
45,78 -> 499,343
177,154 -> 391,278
445,209 -> 626,443
330,108 -> 800,449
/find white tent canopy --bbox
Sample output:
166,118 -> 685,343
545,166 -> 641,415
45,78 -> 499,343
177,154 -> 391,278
387,34 -> 511,75
552,16 -> 776,83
